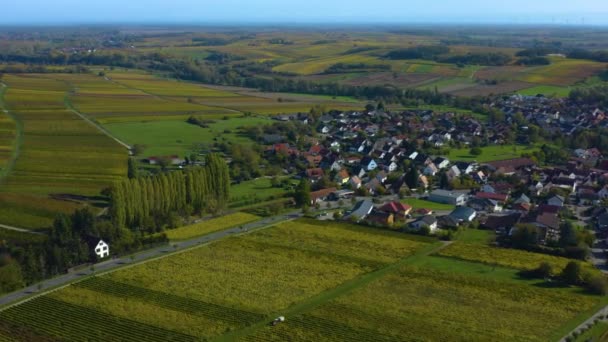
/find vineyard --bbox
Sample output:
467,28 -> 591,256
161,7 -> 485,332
436,242 -> 599,276
0,74 -> 128,229
164,212 -> 259,240
244,265 -> 600,341
0,296 -> 197,342
0,220 -> 432,340
0,218 -> 603,341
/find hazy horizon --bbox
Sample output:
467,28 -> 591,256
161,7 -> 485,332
3,0 -> 608,26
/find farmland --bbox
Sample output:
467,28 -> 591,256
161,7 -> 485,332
105,117 -> 269,157
0,69 -> 367,229
447,144 -> 540,162
245,264 -> 600,341
0,74 -> 128,229
436,242 -> 599,276
0,220 -> 431,340
0,217 -> 604,341
164,212 -> 259,241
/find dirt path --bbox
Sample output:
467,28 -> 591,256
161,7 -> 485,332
0,223 -> 45,235
61,88 -> 132,151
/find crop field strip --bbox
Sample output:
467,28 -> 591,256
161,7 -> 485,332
436,241 -> 599,276
75,277 -> 265,325
0,82 -> 18,179
0,297 -> 197,342
0,74 -> 128,229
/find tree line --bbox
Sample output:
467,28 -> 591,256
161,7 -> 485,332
0,153 -> 230,295
110,154 -> 230,230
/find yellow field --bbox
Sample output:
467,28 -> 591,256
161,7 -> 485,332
517,58 -> 607,86
165,212 -> 259,240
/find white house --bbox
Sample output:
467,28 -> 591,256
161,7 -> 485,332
410,216 -> 438,233
94,240 -> 110,258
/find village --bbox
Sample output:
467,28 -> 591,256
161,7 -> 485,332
265,94 -> 608,264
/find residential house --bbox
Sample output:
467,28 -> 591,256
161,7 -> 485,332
335,169 -> 350,185
468,198 -> 502,213
379,202 -> 413,219
305,168 -> 324,183
360,157 -> 378,171
310,188 -> 337,205
437,215 -> 460,229
449,207 -> 477,222
424,163 -> 439,176
410,216 -> 438,233
385,161 -> 399,173
429,189 -> 466,206
366,211 -> 394,227
353,166 -> 366,179
455,161 -> 476,174
349,176 -> 362,189
85,238 -> 110,259
345,200 -> 374,222
486,158 -> 535,175
434,157 -> 450,169
446,165 -> 461,181
475,192 -> 509,203
329,189 -> 355,201
482,213 -> 521,234
547,195 -> 565,207
535,212 -> 561,242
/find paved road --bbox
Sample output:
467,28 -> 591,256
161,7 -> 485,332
0,211 -> 302,309
560,305 -> 608,342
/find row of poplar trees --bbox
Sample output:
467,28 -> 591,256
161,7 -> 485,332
110,154 -> 230,229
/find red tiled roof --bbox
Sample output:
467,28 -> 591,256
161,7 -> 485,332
310,187 -> 337,200
536,212 -> 560,230
380,202 -> 412,214
476,192 -> 509,202
306,168 -> 324,178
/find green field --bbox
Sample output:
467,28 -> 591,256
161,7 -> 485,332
456,228 -> 495,244
574,321 -> 608,342
401,198 -> 456,211
230,177 -> 290,204
105,117 -> 269,157
518,85 -> 572,97
447,144 -> 540,162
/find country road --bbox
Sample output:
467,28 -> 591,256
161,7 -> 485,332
0,211 -> 302,309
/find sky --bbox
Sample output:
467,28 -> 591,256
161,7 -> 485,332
2,0 -> 608,25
